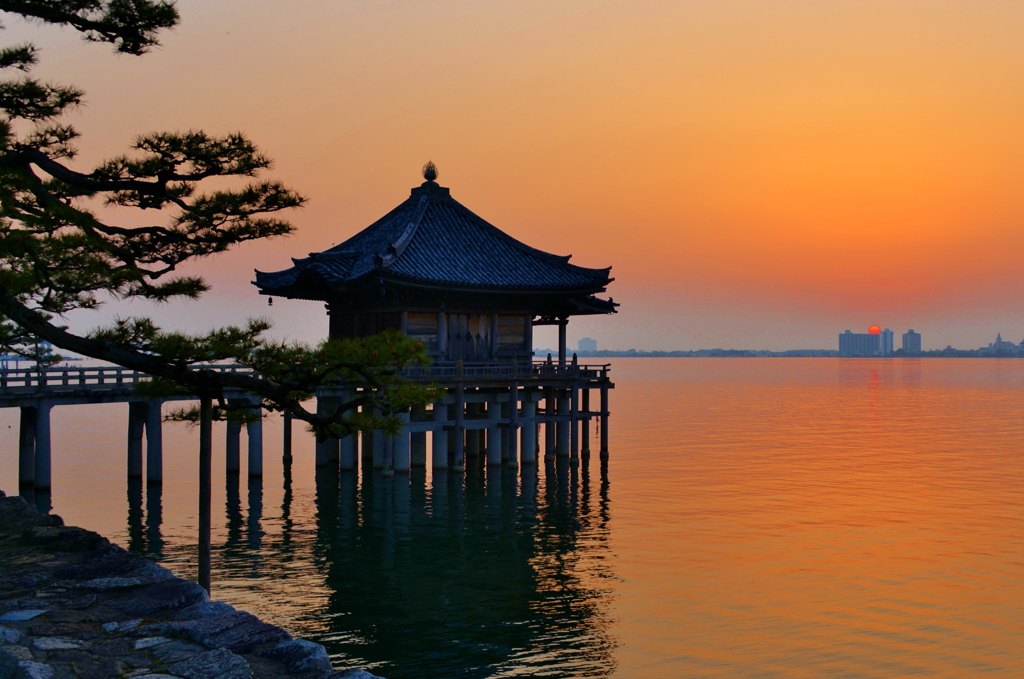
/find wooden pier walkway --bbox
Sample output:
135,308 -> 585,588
3,359 -> 613,489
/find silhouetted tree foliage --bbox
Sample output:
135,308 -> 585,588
0,0 -> 435,437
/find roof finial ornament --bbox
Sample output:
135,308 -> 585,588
422,160 -> 438,182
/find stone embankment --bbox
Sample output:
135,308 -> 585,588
0,489 -> 382,679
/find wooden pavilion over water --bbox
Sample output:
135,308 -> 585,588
254,163 -> 617,473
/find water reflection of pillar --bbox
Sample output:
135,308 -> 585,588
145,482 -> 164,558
430,469 -> 449,521
520,463 -> 538,515
486,464 -> 502,518
281,460 -> 293,550
127,477 -> 145,553
339,469 -> 358,533
247,477 -> 263,553
315,466 -> 341,542
410,467 -> 428,526
225,472 -> 243,548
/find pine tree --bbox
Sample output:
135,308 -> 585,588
0,1 -> 436,591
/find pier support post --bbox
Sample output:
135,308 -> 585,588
581,389 -> 591,455
34,400 -> 52,490
127,401 -> 146,479
454,383 -> 465,472
226,417 -> 242,473
486,397 -> 501,465
394,410 -> 411,472
508,381 -> 519,468
315,397 -> 339,467
373,428 -> 385,469
545,388 -> 555,460
283,412 -> 293,464
557,392 -> 570,458
432,402 -> 448,469
19,406 -> 36,487
600,384 -> 609,460
146,398 -> 163,483
521,396 -> 536,464
570,384 -> 579,465
246,403 -> 263,477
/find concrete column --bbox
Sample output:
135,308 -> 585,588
394,411 -> 411,472
19,406 -> 36,487
486,398 -> 502,465
600,384 -> 609,460
340,433 -> 358,471
501,401 -> 510,462
432,402 -> 448,469
247,406 -> 263,478
508,382 -> 519,468
581,389 -> 591,454
127,401 -> 146,479
557,392 -> 570,457
146,399 -> 163,483
454,383 -> 465,471
411,406 -> 427,467
33,400 -> 52,490
521,398 -> 536,464
226,418 -> 242,473
570,384 -> 579,464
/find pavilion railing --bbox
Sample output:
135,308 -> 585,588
0,359 -> 610,396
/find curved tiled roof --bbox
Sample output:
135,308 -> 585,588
254,180 -> 613,296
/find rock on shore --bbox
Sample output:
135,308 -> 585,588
0,489 -> 383,679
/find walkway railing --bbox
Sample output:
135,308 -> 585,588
0,359 -> 611,397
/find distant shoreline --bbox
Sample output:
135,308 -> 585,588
536,350 -> 1021,359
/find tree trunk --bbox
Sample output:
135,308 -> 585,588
198,395 -> 212,594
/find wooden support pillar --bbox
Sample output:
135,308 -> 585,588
339,392 -> 357,471
19,406 -> 36,487
558,318 -> 567,368
438,312 -> 448,356
501,401 -> 510,462
394,410 -> 411,472
146,398 -> 163,483
486,397 -> 502,465
246,403 -> 263,477
432,402 -> 448,469
545,387 -> 555,459
34,400 -> 52,490
454,382 -> 465,471
508,381 -> 519,468
581,389 -> 591,454
521,395 -> 536,465
127,401 -> 146,479
226,417 -> 242,473
283,412 -> 293,463
570,384 -> 579,465
600,384 -> 609,460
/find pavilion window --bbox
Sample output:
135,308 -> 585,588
406,312 -> 439,351
497,315 -> 528,353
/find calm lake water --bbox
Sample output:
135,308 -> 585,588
2,358 -> 1023,678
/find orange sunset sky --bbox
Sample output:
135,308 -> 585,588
7,0 -> 1024,351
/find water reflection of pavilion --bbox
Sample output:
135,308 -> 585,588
127,458 -> 616,679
